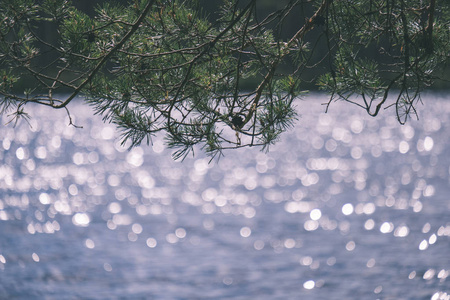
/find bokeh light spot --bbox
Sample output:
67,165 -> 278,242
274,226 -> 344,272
303,280 -> 315,290
72,213 -> 90,227
240,227 -> 251,238
342,203 -> 354,215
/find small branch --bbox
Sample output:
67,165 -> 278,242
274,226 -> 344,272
53,0 -> 157,109
242,0 -> 333,126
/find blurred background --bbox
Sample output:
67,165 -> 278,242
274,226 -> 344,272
0,94 -> 449,299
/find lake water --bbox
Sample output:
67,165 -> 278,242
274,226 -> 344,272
0,94 -> 449,299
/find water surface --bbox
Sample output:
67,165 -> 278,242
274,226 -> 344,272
0,94 -> 449,299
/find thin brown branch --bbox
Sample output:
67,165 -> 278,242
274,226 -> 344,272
53,0 -> 157,109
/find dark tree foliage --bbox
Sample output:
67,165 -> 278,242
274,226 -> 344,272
1,0 -> 449,159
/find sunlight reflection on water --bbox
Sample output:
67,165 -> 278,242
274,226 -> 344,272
0,94 -> 449,299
